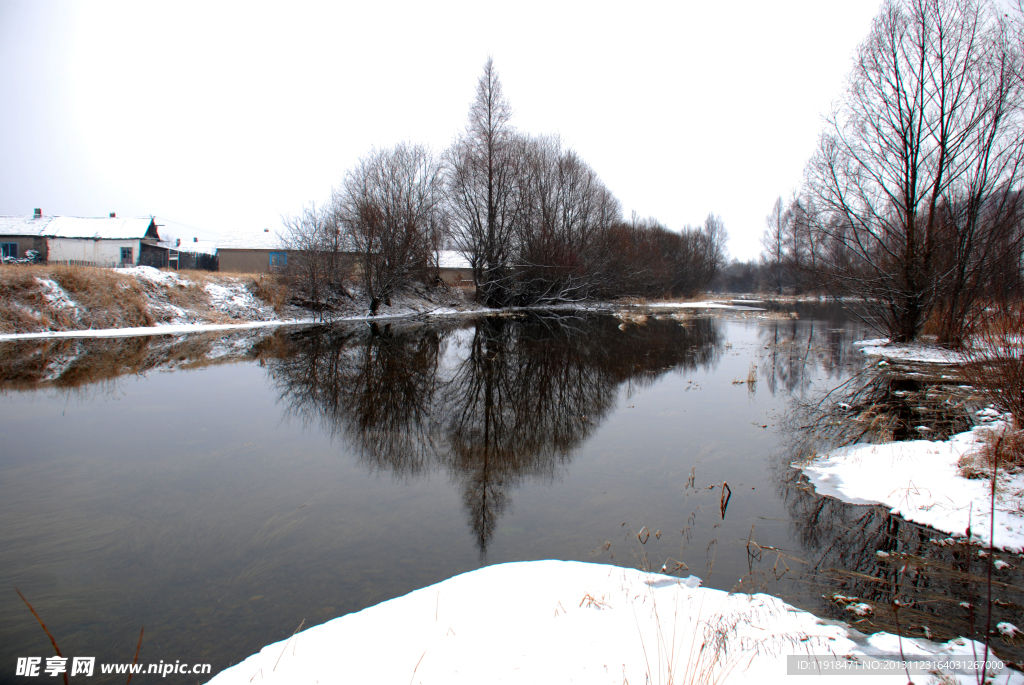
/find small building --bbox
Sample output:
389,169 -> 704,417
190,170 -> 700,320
46,216 -> 167,267
436,250 -> 474,286
217,229 -> 290,274
0,214 -> 50,260
0,212 -> 168,266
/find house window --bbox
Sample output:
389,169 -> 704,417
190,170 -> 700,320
120,247 -> 133,264
269,252 -> 287,267
0,243 -> 17,259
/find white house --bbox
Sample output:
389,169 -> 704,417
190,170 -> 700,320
45,216 -> 167,266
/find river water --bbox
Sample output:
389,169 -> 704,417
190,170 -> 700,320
1,305 -> 1020,681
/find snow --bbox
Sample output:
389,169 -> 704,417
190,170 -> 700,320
437,249 -> 471,269
34,277 -> 78,312
620,301 -> 765,311
46,216 -> 155,240
798,423 -> 1024,551
853,338 -> 958,364
207,560 -> 1020,685
204,282 -> 274,319
116,265 -> 191,287
998,622 -> 1020,638
0,215 -> 51,236
845,603 -> 874,616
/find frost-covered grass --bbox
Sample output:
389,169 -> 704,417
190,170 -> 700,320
208,560 -> 1020,685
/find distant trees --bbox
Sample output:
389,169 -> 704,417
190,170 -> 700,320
798,0 -> 1024,343
442,59 -> 727,305
283,58 -> 729,311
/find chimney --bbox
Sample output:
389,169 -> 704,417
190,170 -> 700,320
193,237 -> 198,242
109,212 -> 116,218
33,208 -> 41,219
176,239 -> 181,247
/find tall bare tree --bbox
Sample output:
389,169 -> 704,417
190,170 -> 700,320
761,197 -> 791,294
336,143 -> 444,314
805,0 -> 1024,343
445,58 -> 526,307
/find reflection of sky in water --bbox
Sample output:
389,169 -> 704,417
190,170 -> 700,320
6,310 -> 1013,680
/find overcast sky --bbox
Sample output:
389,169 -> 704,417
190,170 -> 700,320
0,0 -> 883,260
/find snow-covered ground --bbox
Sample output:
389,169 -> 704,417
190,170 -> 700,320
798,418 -> 1024,551
854,338 -> 959,364
208,560 -> 1018,685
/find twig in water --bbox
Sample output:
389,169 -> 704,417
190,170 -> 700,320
719,482 -> 732,519
15,588 -> 67,685
125,627 -> 144,685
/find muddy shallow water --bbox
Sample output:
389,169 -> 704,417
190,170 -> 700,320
1,306 -> 1021,682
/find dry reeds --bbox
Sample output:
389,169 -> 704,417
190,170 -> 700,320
961,303 -> 1024,428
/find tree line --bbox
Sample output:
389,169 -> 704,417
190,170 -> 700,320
757,0 -> 1024,346
282,58 -> 728,314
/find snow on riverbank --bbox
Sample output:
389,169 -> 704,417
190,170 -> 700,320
854,338 -> 959,364
207,560 -> 1018,685
799,422 -> 1024,551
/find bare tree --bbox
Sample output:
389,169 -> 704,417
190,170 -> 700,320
445,58 -> 526,307
335,143 -> 445,314
804,0 -> 1024,343
280,202 -> 350,320
761,197 -> 793,294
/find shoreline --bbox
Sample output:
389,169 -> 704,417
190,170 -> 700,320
0,300 -> 766,342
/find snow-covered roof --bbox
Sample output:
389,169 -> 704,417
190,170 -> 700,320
438,249 -> 471,270
47,216 -> 158,240
167,239 -> 218,256
0,216 -> 53,236
217,229 -> 286,250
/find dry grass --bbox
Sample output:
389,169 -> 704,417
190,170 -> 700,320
0,264 -> 292,333
960,303 -> 1024,429
0,264 -> 155,332
249,274 -> 290,314
960,427 -> 1024,476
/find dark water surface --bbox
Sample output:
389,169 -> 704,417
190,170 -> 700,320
1,307 -> 1020,682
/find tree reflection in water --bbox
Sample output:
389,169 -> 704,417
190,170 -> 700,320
268,313 -> 722,553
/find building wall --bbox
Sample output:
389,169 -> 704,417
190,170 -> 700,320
437,267 -> 473,286
218,249 -> 277,273
47,238 -> 141,265
0,236 -> 48,260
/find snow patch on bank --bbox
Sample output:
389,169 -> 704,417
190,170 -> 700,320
35,277 -> 79,313
116,265 -> 191,287
854,338 -> 959,364
207,560 -> 1019,685
798,423 -> 1024,551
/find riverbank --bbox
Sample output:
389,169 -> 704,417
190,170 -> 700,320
208,560 -> 1018,684
799,418 -> 1024,551
0,265 -> 766,341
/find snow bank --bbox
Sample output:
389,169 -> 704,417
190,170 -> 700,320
854,338 -> 958,364
798,423 -> 1024,551
207,560 -> 1018,685
116,265 -> 192,287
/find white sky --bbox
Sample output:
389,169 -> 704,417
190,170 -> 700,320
0,0 -> 883,260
